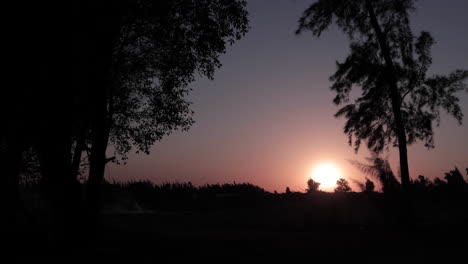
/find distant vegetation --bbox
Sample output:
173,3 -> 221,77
103,181 -> 269,211
19,166 -> 467,214
334,178 -> 352,193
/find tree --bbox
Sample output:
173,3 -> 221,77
296,0 -> 468,192
444,167 -> 466,192
3,1 -> 86,240
364,178 -> 376,193
351,177 -> 375,193
306,178 -> 321,193
411,175 -> 433,193
76,0 -> 249,214
4,0 -> 249,239
433,177 -> 447,190
108,0 -> 249,161
350,156 -> 400,193
334,178 -> 352,193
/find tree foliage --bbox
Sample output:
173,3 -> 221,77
364,177 -> 376,193
351,177 -> 376,193
350,156 -> 400,193
297,0 -> 467,153
296,0 -> 468,189
444,167 -> 466,187
3,0 -> 250,236
306,178 -> 321,193
88,0 -> 250,161
334,178 -> 352,193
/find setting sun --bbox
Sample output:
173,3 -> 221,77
311,163 -> 342,191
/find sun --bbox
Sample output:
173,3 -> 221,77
310,163 -> 342,191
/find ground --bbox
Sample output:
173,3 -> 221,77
9,193 -> 468,263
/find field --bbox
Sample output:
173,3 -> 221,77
10,189 -> 468,263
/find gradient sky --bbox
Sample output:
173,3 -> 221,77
110,0 -> 468,192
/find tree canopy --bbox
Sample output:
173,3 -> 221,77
350,156 -> 400,193
334,178 -> 352,193
108,0 -> 249,160
3,0 -> 250,238
297,0 -> 468,189
306,178 -> 321,193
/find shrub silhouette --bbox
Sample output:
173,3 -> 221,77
334,178 -> 352,193
306,179 -> 320,193
410,175 -> 433,194
351,177 -> 375,193
443,167 -> 467,194
444,167 -> 466,186
364,178 -> 375,193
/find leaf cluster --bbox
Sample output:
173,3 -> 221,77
107,0 -> 249,160
297,0 -> 468,153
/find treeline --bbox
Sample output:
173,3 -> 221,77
18,180 -> 271,213
20,165 -> 465,214
102,181 -> 269,211
409,167 -> 468,195
19,165 -> 467,213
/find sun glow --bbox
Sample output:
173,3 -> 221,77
310,163 -> 342,191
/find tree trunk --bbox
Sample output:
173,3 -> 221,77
85,5 -> 123,229
87,86 -> 110,215
71,126 -> 87,180
365,0 -> 410,192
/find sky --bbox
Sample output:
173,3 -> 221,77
109,0 -> 468,192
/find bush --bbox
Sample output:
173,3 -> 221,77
334,178 -> 351,193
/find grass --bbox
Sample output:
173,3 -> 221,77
10,180 -> 468,262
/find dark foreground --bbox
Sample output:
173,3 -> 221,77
8,192 -> 468,263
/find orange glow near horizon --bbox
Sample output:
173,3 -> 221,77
310,162 -> 343,191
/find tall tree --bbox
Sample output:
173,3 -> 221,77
2,1 -> 85,241
296,0 -> 468,191
4,0 -> 248,239
79,0 -> 249,213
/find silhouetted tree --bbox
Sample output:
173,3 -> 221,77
444,167 -> 466,184
351,177 -> 375,193
296,0 -> 468,192
444,167 -> 466,193
108,0 -> 249,162
433,177 -> 447,190
350,156 -> 400,193
78,0 -> 249,216
4,2 -> 84,238
306,178 -> 320,193
364,178 -> 376,193
411,175 -> 433,193
285,187 -> 292,194
4,0 -> 249,241
334,178 -> 352,193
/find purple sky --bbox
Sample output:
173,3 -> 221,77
110,0 -> 468,192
